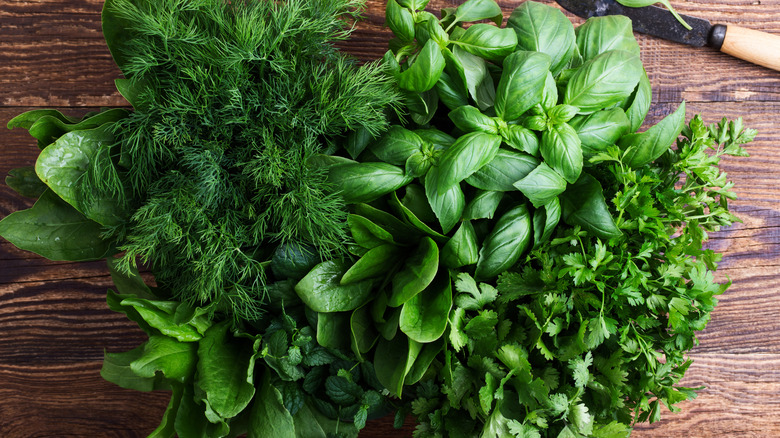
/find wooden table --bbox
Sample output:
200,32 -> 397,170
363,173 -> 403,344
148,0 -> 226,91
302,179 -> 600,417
1,1 -> 779,436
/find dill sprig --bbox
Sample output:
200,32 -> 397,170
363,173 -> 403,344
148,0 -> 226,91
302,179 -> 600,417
95,0 -> 399,320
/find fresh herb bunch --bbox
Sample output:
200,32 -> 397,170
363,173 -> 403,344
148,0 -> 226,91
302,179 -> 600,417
284,0 -> 753,436
101,0 -> 399,318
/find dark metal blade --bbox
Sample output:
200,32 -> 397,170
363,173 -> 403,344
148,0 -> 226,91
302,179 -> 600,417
555,0 -> 713,47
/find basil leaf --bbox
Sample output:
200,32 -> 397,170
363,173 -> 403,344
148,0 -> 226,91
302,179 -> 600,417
354,203 -> 419,245
621,101 -> 686,168
452,24 -> 517,62
451,46 -> 496,110
130,335 -> 197,382
295,260 -> 376,312
575,15 -> 640,61
402,183 -> 437,223
369,126 -> 425,166
501,124 -> 540,156
453,0 -> 503,25
533,198 -> 561,248
513,162 -> 568,208
405,152 -> 434,178
406,88 -> 440,125
449,105 -> 500,134
397,0 -> 431,9
541,72 -> 559,111
435,132 -> 502,193
35,126 -> 127,226
495,51 -> 552,122
436,70 -> 470,110
398,39 -> 446,92
386,0 -> 415,42
341,244 -> 401,285
624,70 -> 653,133
6,166 -> 47,198
463,190 -> 503,221
475,204 -> 533,280
374,335 -> 422,397
541,123 -> 583,184
400,273 -> 453,343
425,168 -> 466,234
508,1 -> 576,75
249,373 -> 296,438
560,173 -> 621,239
196,321 -> 258,420
564,50 -> 643,114
569,108 -> 631,158
0,189 -> 113,261
415,128 -> 457,148
389,237 -> 439,307
465,148 -> 539,192
328,162 -> 412,204
442,220 -> 479,269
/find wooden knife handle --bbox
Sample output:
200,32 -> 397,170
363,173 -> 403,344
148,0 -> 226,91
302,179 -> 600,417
710,24 -> 780,71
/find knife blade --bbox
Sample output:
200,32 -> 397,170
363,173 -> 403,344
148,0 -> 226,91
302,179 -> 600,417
555,0 -> 780,71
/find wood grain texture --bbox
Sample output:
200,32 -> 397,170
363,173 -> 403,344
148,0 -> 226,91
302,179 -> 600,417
1,1 -> 779,437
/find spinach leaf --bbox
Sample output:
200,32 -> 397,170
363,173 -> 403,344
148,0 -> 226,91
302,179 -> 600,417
621,101 -> 686,168
564,50 -> 643,114
575,15 -> 640,61
351,305 -> 380,361
508,1 -> 576,75
475,204 -> 532,280
560,173 -> 621,239
389,237 -> 439,307
341,244 -> 401,285
0,189 -> 113,261
130,335 -> 198,383
404,339 -> 444,385
196,321 -> 258,420
465,148 -> 539,192
513,162 -> 568,208
452,24 -> 517,62
400,273 -> 453,343
495,51 -> 551,122
541,123 -> 583,184
373,335 -> 422,397
316,312 -> 351,350
402,183 -> 438,224
101,344 -> 169,392
7,109 -> 78,130
119,297 -> 209,342
5,166 -> 47,198
391,191 -> 448,241
248,372 -> 296,438
35,126 -> 127,226
295,260 -> 376,313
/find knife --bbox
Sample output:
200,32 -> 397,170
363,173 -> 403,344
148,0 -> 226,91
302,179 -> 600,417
555,0 -> 780,71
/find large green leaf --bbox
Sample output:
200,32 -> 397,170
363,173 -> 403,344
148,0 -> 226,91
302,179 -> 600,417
452,0 -> 502,25
196,321 -> 258,421
369,126 -> 425,166
248,372 -> 296,438
450,46 -> 496,110
35,126 -> 127,226
475,204 -> 532,280
389,237 -> 439,307
465,148 -> 539,192
621,101 -> 686,168
373,335 -> 422,397
441,221 -> 479,269
541,123 -> 583,184
5,166 -> 47,198
435,132 -> 502,193
508,1 -> 576,75
0,189 -> 113,261
295,260 -> 376,312
495,51 -> 551,122
575,15 -> 640,61
130,335 -> 198,383
398,39 -> 446,93
560,173 -> 622,239
514,162 -> 568,208
569,108 -> 631,157
452,24 -> 517,62
564,50 -> 643,114
101,344 -> 169,392
399,273 -> 453,343
425,168 -> 465,234
328,162 -> 412,204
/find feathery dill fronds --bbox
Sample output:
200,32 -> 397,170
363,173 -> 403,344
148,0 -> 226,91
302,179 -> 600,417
97,0 -> 399,320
